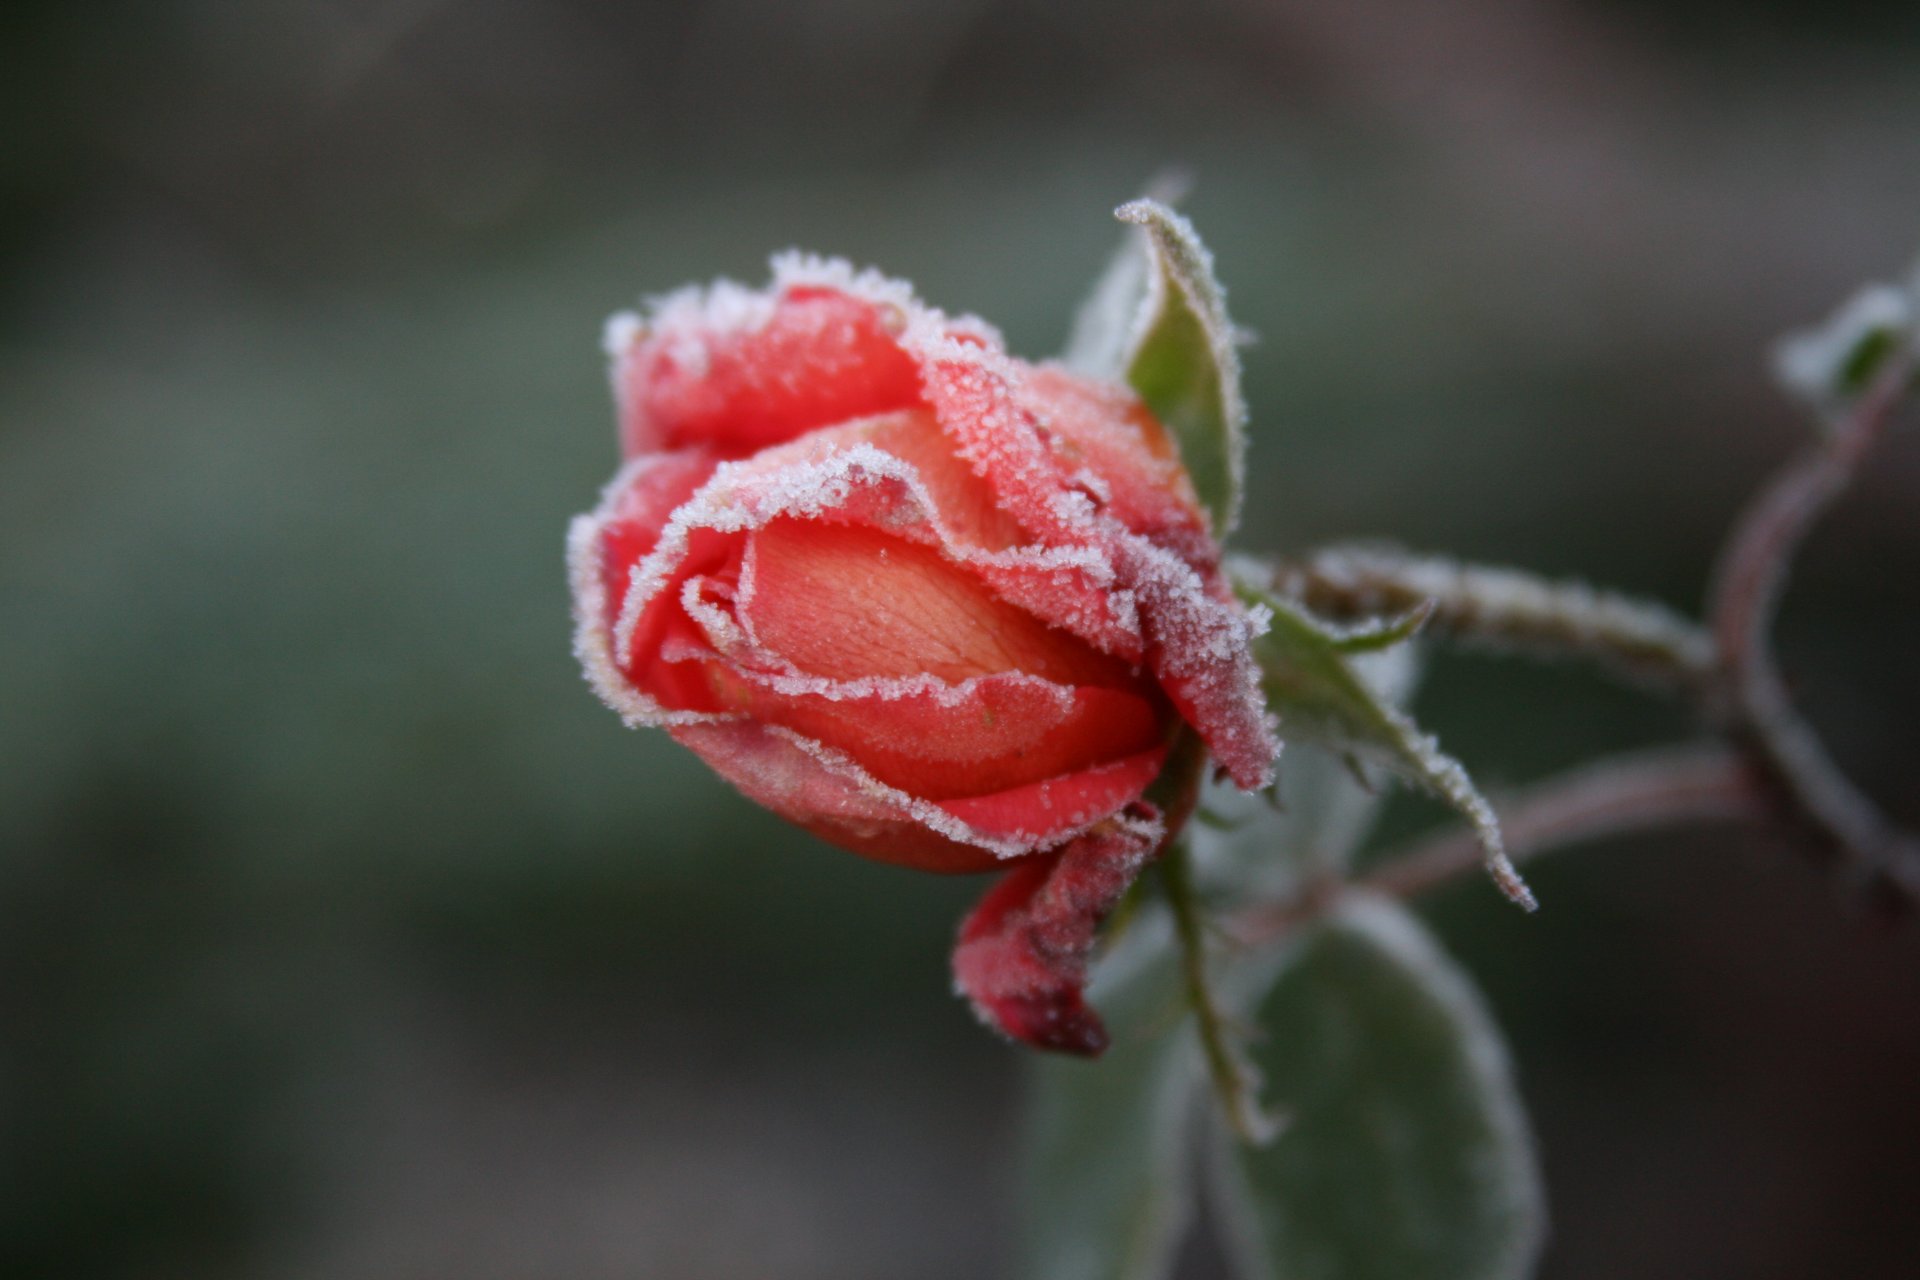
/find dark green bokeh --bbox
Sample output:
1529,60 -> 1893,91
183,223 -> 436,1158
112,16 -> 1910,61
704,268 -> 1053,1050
3,3 -> 1918,1277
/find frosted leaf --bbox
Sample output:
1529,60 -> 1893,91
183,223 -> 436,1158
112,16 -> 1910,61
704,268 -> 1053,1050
1212,895 -> 1547,1280
1194,641 -> 1419,895
1234,569 -> 1535,910
1774,280 -> 1914,414
1112,199 -> 1249,538
1272,546 -> 1714,689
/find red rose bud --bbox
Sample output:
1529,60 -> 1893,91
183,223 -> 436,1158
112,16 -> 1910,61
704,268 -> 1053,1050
569,255 -> 1276,1053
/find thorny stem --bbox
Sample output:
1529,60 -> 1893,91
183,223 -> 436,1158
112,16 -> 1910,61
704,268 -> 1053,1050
1235,746 -> 1771,945
1257,339 -> 1917,921
1706,340 -> 1920,906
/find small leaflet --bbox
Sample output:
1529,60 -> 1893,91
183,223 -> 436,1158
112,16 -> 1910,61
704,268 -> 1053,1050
1773,278 -> 1916,418
1234,571 -> 1536,911
1063,198 -> 1249,539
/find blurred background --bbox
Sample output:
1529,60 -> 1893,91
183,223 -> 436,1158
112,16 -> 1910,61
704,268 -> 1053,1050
3,1 -> 1918,1276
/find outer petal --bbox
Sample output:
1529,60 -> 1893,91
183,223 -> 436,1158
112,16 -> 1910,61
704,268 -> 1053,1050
936,750 -> 1166,843
707,669 -> 1167,801
1022,365 -> 1214,563
1113,535 -> 1279,794
911,332 -> 1279,790
671,719 -> 1167,873
951,808 -> 1165,1054
612,270 -> 923,459
575,440 -> 1175,871
569,448 -> 727,725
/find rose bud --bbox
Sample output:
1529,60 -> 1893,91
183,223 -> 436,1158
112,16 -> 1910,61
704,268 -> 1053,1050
569,255 -> 1276,1054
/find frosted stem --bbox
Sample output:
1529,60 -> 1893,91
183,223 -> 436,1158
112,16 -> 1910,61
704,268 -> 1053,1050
1159,840 -> 1276,1146
1265,547 -> 1716,692
1706,337 -> 1920,907
1241,329 -> 1917,920
1234,746 -> 1770,945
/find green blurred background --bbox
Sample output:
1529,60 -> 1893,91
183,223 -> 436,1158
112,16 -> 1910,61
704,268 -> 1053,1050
3,2 -> 1918,1276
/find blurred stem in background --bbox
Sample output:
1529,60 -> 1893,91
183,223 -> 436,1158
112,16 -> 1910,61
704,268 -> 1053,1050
1244,314 -> 1920,941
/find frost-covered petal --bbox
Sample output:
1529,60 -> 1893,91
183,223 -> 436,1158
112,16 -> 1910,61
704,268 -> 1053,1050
613,281 -> 922,459
1117,536 -> 1278,792
739,516 -> 1131,686
951,809 -> 1165,1054
909,332 -> 1278,790
569,447 -> 727,724
706,672 -> 1167,801
937,748 -> 1168,841
1022,365 -> 1211,559
670,720 -> 1165,873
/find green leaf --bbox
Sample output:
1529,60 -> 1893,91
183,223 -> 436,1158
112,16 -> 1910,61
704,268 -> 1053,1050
1017,909 -> 1204,1280
1774,280 -> 1915,413
1237,573 -> 1536,910
1064,198 -> 1248,537
1212,895 -> 1546,1280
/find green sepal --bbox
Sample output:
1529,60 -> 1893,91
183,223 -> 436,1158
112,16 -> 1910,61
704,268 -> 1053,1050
1064,198 -> 1249,538
1235,570 -> 1535,910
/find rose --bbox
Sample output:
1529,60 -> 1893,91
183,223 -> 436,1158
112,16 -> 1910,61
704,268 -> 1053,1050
569,254 -> 1275,1053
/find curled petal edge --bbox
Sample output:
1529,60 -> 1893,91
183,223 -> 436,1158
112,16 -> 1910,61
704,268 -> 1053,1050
570,458 -> 1175,865
670,719 -> 1169,871
920,338 -> 1278,791
951,807 -> 1167,1054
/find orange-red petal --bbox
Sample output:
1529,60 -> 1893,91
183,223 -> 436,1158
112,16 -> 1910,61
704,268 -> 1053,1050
616,287 -> 922,459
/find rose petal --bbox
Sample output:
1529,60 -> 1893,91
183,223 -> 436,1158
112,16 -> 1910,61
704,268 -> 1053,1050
670,719 -> 1003,872
706,666 -> 1166,801
1022,366 -> 1212,561
934,746 -> 1168,840
951,809 -> 1165,1055
740,517 -> 1132,687
670,720 -> 1163,874
591,449 -> 731,713
913,334 -> 1279,790
616,286 -> 922,459
1117,537 -> 1278,792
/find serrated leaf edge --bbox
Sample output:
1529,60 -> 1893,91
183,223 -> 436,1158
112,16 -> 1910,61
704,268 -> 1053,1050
1242,579 -> 1536,910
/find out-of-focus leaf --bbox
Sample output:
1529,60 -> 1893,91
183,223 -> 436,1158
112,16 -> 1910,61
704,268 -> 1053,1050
1017,909 -> 1203,1280
1211,894 -> 1546,1280
1237,575 -> 1535,910
1064,198 -> 1247,536
1774,280 -> 1915,415
1062,214 -> 1153,380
